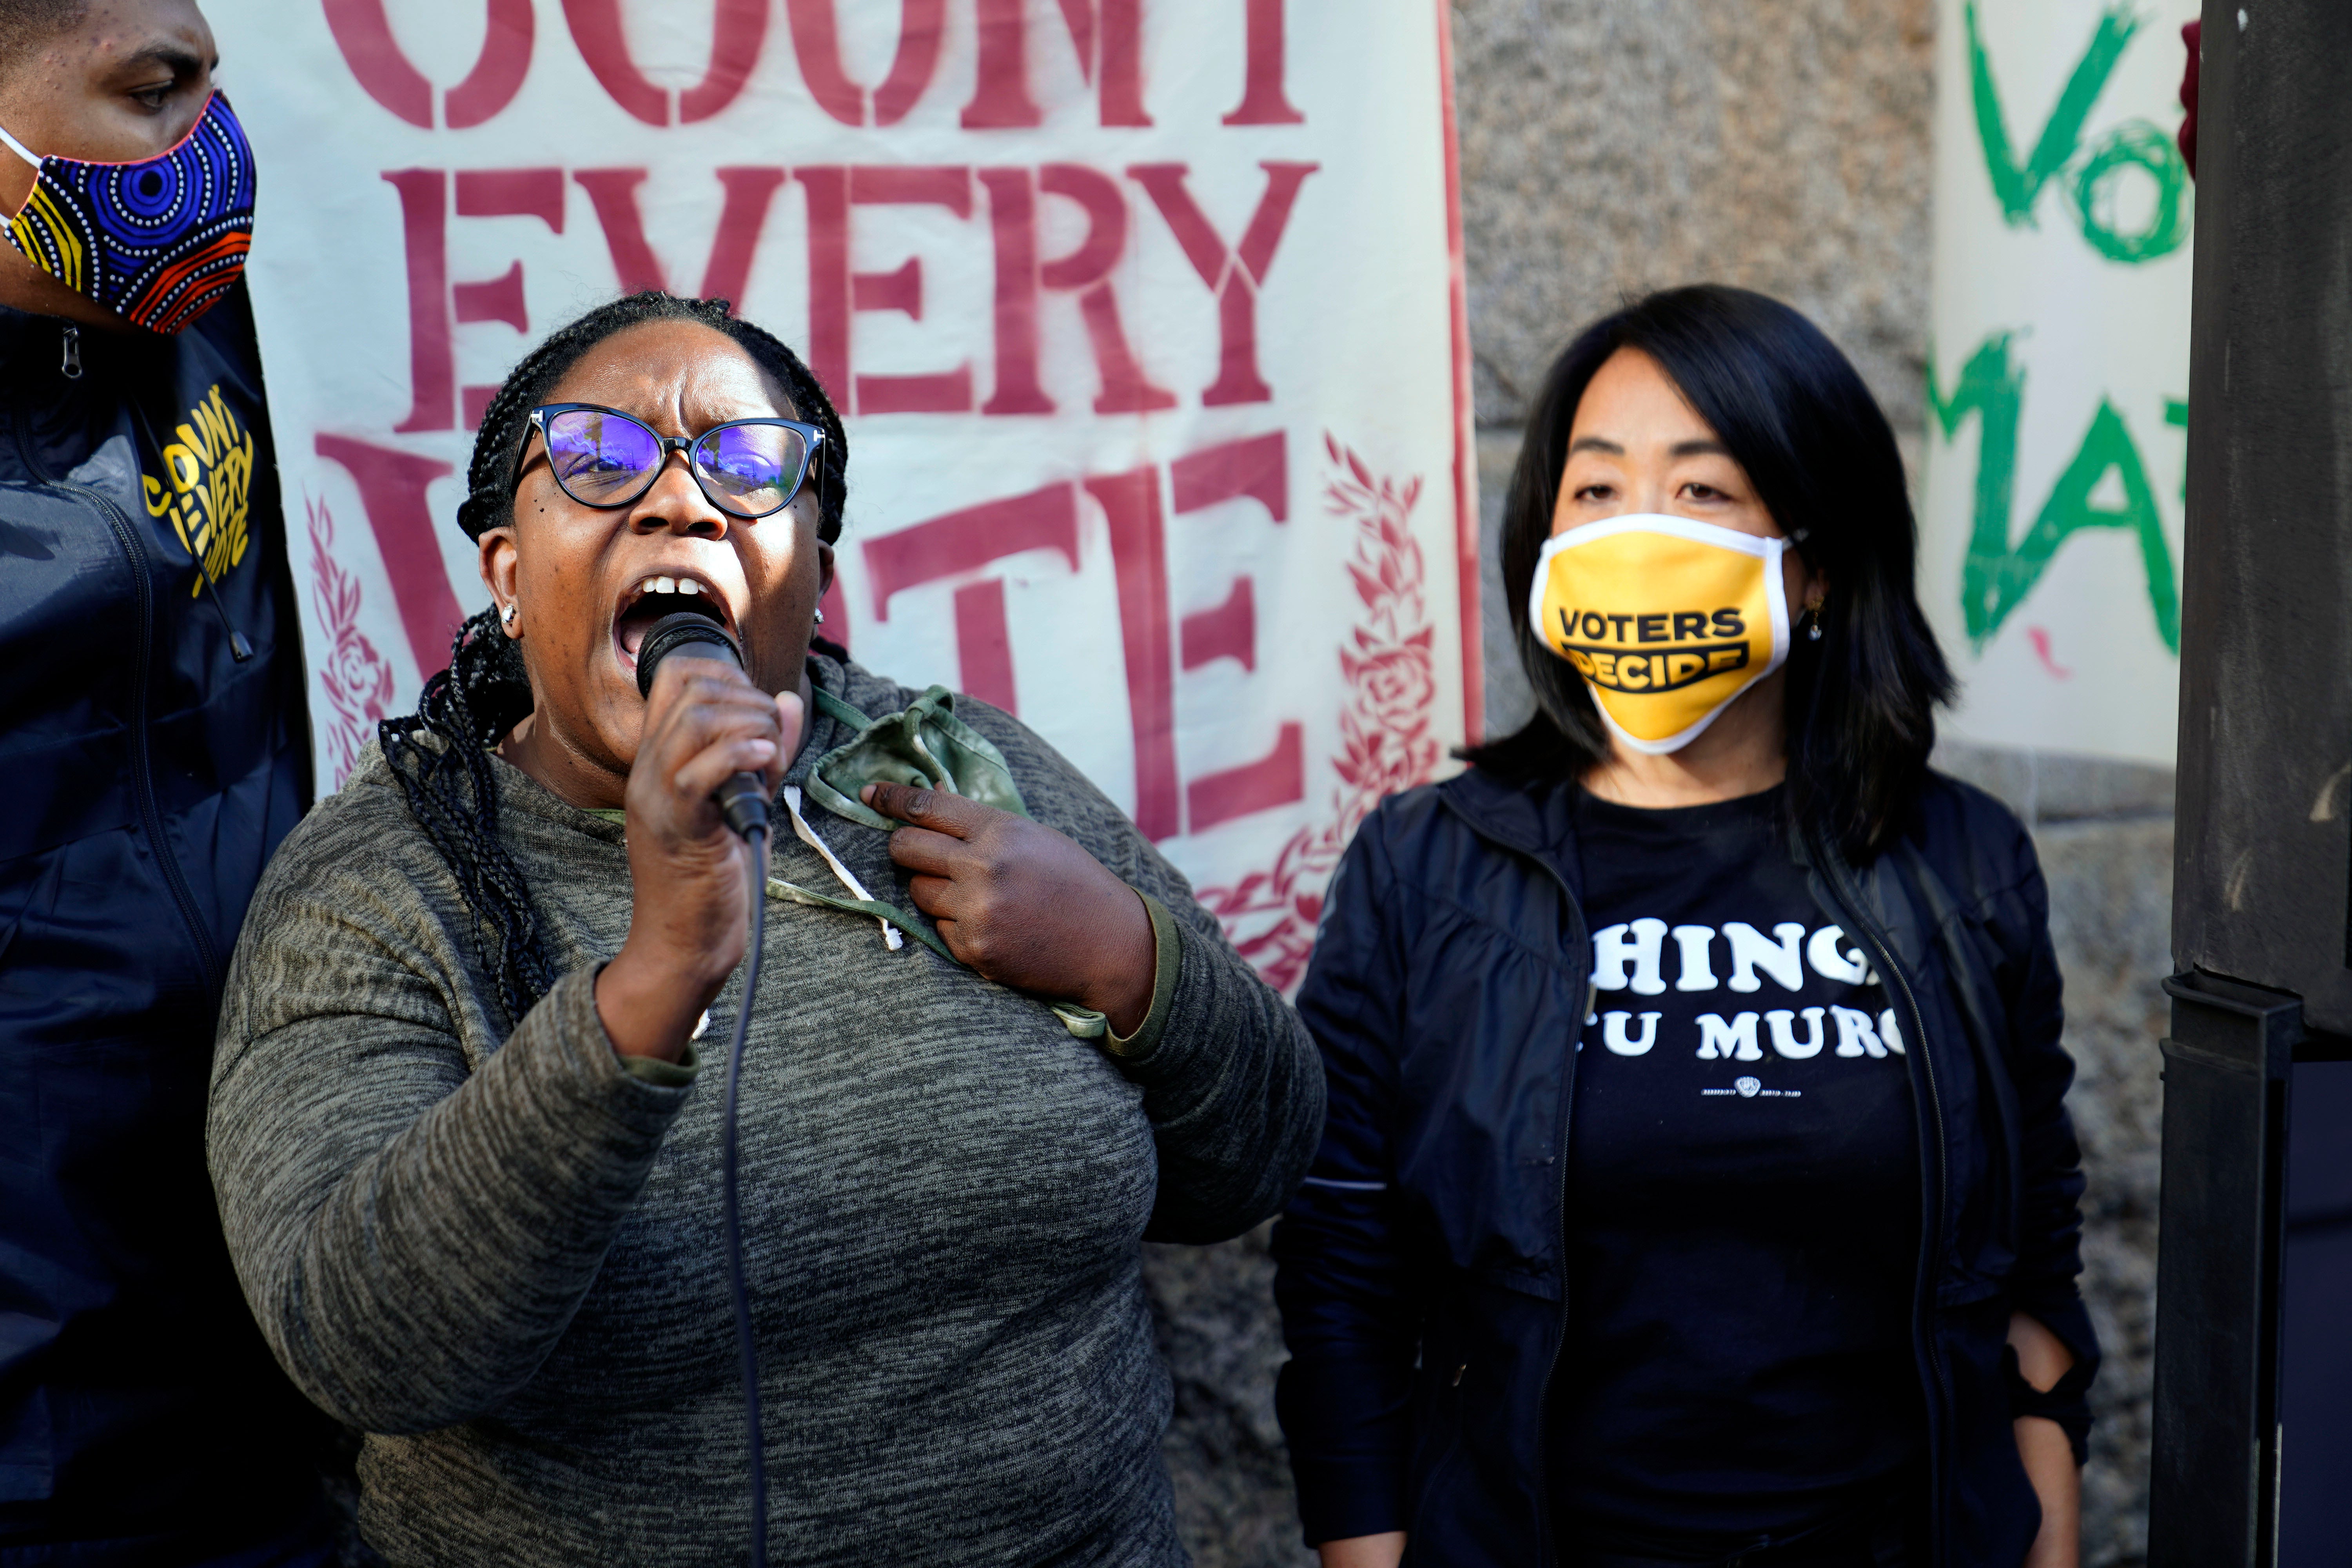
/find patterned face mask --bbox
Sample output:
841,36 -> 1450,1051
0,92 -> 256,333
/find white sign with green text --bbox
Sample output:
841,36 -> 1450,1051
1925,0 -> 2196,765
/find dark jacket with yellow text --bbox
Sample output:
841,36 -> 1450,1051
0,294 -> 327,1559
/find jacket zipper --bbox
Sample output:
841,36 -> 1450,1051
1436,795 -> 1587,1568
74,477 -> 225,996
11,356 -> 235,996
33,321 -> 249,655
1811,845 -> 1950,1566
1533,1012 -> 1581,1568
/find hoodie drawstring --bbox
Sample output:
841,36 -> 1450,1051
779,784 -> 902,950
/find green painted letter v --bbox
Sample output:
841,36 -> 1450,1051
1967,0 -> 2141,227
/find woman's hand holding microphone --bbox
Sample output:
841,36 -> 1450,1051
592,657 -> 1156,1062
595,654 -> 799,1063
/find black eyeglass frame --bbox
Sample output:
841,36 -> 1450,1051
515,402 -> 827,521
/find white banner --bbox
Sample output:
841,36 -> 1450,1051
1924,0 -> 2196,766
216,0 -> 1477,991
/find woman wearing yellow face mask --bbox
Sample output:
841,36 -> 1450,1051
1273,286 -> 2095,1568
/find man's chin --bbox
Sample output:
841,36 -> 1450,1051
0,251 -> 143,334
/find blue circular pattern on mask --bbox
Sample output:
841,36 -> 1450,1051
6,92 -> 255,332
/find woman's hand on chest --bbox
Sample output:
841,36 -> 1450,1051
863,781 -> 1156,1036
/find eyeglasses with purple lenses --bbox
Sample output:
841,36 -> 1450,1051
521,403 -> 824,520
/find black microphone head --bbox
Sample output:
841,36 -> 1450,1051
635,611 -> 746,699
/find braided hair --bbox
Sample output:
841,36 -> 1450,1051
377,291 -> 849,1026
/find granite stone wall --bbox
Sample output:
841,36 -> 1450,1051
1147,3 -> 2169,1564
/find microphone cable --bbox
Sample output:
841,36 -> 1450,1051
629,612 -> 782,1562
724,822 -> 772,1564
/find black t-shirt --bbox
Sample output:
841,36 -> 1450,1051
1551,784 -> 1922,1551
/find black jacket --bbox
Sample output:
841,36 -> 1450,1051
0,297 -> 328,1557
1272,765 -> 2099,1567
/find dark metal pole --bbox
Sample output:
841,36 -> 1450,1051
2170,5 -> 2352,982
2159,0 -> 2352,1560
2149,975 -> 2298,1567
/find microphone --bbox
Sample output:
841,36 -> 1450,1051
635,610 -> 777,1558
633,611 -> 771,841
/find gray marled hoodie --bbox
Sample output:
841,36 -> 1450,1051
208,654 -> 1323,1567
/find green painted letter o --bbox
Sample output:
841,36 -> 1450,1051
2073,119 -> 2192,263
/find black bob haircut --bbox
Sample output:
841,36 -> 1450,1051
1462,284 -> 1954,863
380,291 -> 847,1026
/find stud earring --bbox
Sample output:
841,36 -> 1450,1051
501,602 -> 517,627
813,605 -> 825,624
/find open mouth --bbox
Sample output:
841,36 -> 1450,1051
614,572 -> 732,671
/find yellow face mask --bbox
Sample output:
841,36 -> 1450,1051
1527,514 -> 1791,754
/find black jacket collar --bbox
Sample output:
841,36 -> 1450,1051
1436,766 -> 1584,894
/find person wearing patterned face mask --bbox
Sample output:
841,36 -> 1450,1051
0,1 -> 332,1563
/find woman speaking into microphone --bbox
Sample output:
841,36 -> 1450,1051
206,292 -> 1322,1566
1274,287 -> 2096,1568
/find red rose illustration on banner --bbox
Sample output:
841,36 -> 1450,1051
1198,434 -> 1444,995
1349,642 -> 1438,731
307,494 -> 397,787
